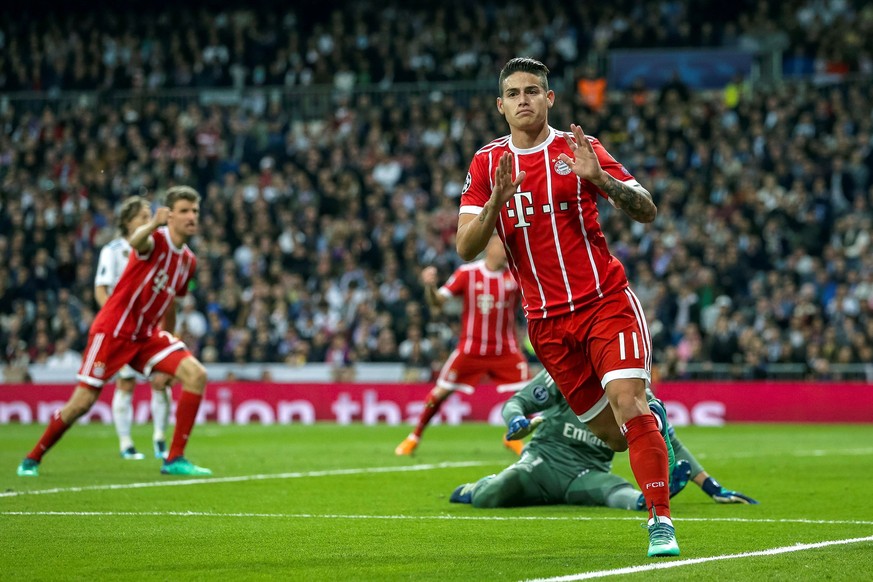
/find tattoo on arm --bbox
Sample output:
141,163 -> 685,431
599,175 -> 657,223
478,199 -> 494,223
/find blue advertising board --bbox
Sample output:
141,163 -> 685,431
609,49 -> 755,89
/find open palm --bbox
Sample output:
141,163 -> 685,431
558,124 -> 604,183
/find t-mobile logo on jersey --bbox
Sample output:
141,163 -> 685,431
505,191 -> 534,227
505,191 -> 572,228
477,294 -> 495,314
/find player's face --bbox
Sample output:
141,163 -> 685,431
497,72 -> 554,131
126,206 -> 152,234
168,200 -> 200,239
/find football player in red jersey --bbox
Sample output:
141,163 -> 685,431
455,57 -> 678,557
94,196 -> 175,461
18,186 -> 212,477
395,235 -> 529,456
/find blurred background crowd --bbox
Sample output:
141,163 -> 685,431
2,0 -> 873,382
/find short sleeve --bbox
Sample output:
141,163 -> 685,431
440,268 -> 468,298
459,153 -> 494,215
136,230 -> 164,261
591,138 -> 636,183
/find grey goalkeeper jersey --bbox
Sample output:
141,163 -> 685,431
502,368 -> 616,477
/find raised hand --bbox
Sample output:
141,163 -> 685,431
558,124 -> 606,185
152,206 -> 170,227
421,266 -> 438,286
491,151 -> 526,206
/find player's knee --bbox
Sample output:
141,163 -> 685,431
606,380 -> 648,420
178,359 -> 207,393
471,473 -> 518,508
189,364 -> 207,391
586,414 -> 628,452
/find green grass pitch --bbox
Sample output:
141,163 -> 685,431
1,422 -> 871,580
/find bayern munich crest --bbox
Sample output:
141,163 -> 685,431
554,160 -> 572,175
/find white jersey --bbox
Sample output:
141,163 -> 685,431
95,237 -> 133,294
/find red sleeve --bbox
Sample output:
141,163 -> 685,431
440,267 -> 468,297
590,137 -> 636,183
135,229 -> 166,261
459,153 -> 493,213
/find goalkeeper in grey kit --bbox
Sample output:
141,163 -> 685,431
450,368 -> 757,509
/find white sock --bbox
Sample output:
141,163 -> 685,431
112,389 -> 134,450
648,515 -> 674,527
151,387 -> 171,442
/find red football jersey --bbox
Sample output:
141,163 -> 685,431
91,227 -> 196,340
439,260 -> 521,356
460,127 -> 638,320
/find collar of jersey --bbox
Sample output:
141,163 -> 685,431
479,261 -> 505,277
508,126 -> 556,155
159,226 -> 186,254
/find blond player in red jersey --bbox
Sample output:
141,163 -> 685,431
455,58 -> 678,557
17,186 -> 212,477
395,235 -> 530,456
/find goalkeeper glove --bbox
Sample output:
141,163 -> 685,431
702,476 -> 759,504
505,415 -> 543,440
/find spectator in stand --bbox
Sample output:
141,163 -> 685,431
576,65 -> 607,113
45,337 -> 82,369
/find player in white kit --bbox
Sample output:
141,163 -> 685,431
95,196 -> 174,460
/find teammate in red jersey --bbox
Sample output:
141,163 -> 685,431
17,186 -> 212,477
95,195 -> 175,461
455,57 -> 678,557
395,235 -> 529,456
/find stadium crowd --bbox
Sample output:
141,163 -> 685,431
2,0 -> 872,94
1,1 -> 873,382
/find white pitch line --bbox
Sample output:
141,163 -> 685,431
1,511 -> 871,528
692,447 -> 873,460
0,460 -> 498,499
523,536 -> 873,582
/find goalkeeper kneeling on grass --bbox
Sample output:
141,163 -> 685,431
450,368 -> 757,509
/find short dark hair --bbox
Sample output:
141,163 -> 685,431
164,186 -> 201,209
498,57 -> 550,96
117,196 -> 149,236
